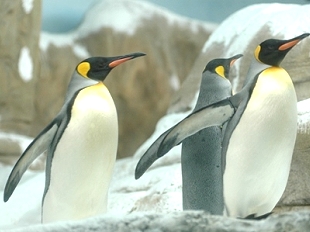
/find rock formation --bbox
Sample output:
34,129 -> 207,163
0,0 -> 41,164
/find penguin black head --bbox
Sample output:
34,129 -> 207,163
76,52 -> 146,81
203,54 -> 243,78
255,33 -> 310,66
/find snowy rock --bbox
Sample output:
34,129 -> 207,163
0,0 -> 41,163
34,0 -> 214,159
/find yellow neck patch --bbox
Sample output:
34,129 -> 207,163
215,65 -> 226,78
77,62 -> 90,78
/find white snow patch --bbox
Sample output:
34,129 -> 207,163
78,0 -> 215,36
72,44 -> 90,58
22,0 -> 33,14
169,74 -> 180,91
18,47 -> 33,82
40,32 -> 75,52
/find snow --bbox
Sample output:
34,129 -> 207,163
169,74 -> 180,91
18,47 -> 33,82
22,0 -> 33,14
40,33 -> 90,59
77,0 -> 216,36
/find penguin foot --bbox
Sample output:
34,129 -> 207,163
243,212 -> 273,220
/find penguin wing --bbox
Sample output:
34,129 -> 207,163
135,128 -> 172,179
158,99 -> 235,156
3,122 -> 58,202
135,98 -> 236,179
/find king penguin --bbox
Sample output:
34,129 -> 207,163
134,33 -> 309,218
181,54 -> 242,215
4,52 -> 145,223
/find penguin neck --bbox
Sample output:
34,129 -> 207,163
243,57 -> 270,87
194,72 -> 231,111
65,71 -> 98,103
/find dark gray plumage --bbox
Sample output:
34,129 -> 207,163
181,55 -> 241,214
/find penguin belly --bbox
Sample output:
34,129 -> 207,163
181,126 -> 224,214
224,67 -> 297,218
42,83 -> 118,223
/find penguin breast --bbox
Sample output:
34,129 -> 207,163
42,82 -> 118,223
224,67 -> 297,218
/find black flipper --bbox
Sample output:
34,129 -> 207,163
244,212 -> 273,220
3,122 -> 58,202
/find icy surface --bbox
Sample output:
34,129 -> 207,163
18,47 -> 33,82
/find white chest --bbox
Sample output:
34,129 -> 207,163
43,83 -> 118,223
224,67 -> 297,218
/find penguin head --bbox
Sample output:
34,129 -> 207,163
76,52 -> 146,81
203,54 -> 243,78
254,33 -> 310,66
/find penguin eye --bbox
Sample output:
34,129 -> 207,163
94,62 -> 106,71
267,45 -> 275,50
